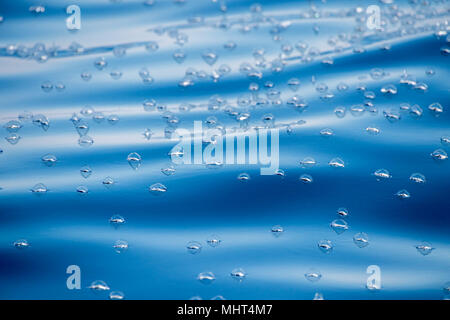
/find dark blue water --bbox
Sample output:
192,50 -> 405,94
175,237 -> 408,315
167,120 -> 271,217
0,0 -> 449,300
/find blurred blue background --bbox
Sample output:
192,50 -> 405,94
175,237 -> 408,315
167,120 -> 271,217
0,0 -> 449,299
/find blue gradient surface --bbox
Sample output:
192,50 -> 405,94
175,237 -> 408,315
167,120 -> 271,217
0,0 -> 449,300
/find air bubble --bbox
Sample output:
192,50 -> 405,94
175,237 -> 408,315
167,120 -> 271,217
187,241 -> 202,254
89,280 -> 110,292
14,239 -> 30,249
318,239 -> 333,254
373,168 -> 391,180
415,241 -> 434,256
230,268 -> 246,281
330,219 -> 348,234
76,186 -> 89,194
149,183 -> 167,195
431,149 -> 448,161
337,207 -> 348,218
395,189 -> 410,199
329,157 -> 345,168
4,120 -> 22,132
409,173 -> 426,184
127,152 -> 142,170
109,291 -> 125,300
271,225 -> 284,237
78,135 -> 94,147
102,177 -> 115,188
304,269 -> 322,282
109,214 -> 125,227
353,232 -> 369,248
197,272 -> 215,284
31,183 -> 48,194
41,154 -> 57,167
113,240 -> 128,253
428,102 -> 444,115
299,174 -> 313,183
207,235 -> 221,247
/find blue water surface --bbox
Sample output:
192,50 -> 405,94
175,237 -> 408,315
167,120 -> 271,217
0,0 -> 449,300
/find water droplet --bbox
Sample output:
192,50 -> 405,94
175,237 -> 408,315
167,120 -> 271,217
109,291 -> 125,300
94,57 -> 107,70
300,157 -> 316,168
75,121 -> 89,136
304,269 -> 322,282
330,219 -> 349,234
4,120 -> 22,132
409,173 -> 426,184
320,128 -> 334,137
440,136 -> 450,146
337,207 -> 349,218
202,49 -> 218,65
149,183 -> 167,195
287,78 -> 300,91
113,239 -> 128,253
113,46 -> 127,57
5,133 -> 21,145
31,183 -> 48,194
173,49 -> 187,63
78,135 -> 94,147
80,165 -> 92,178
334,106 -> 346,118
110,69 -> 123,80
197,272 -> 215,284
89,280 -> 110,292
187,241 -> 202,254
395,189 -> 410,199
109,214 -> 125,227
41,153 -> 57,167
161,165 -> 176,176
14,239 -> 30,249
145,41 -> 159,52
428,102 -> 444,115
299,174 -> 313,184
237,172 -> 250,182
350,104 -> 365,117
274,169 -> 285,177
80,71 -> 92,81
103,176 -> 115,188
380,84 -> 397,95
415,241 -> 434,256
373,168 -> 391,180
329,157 -> 345,168
207,235 -> 221,247
353,232 -> 369,248
41,81 -> 53,92
383,109 -> 401,122
366,126 -> 380,135
92,112 -> 105,123
76,185 -> 89,194
230,268 -> 246,281
271,225 -> 284,237
127,152 -> 142,170
55,82 -> 65,92
318,239 -> 333,254
409,104 -> 423,118
431,149 -> 448,161
108,114 -> 120,125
